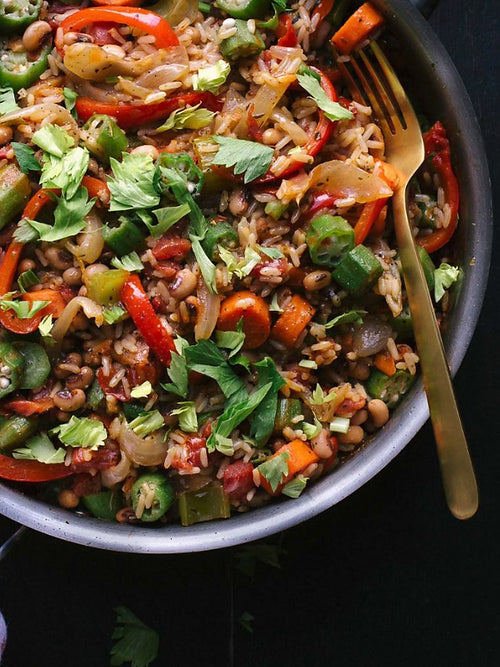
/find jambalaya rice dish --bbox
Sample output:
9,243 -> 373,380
0,0 -> 460,525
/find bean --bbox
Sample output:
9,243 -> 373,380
58,489 -> 79,509
338,425 -> 365,445
66,366 -> 94,391
53,388 -> 86,412
170,268 -> 197,299
262,128 -> 284,145
368,399 -> 389,428
22,20 -> 52,52
350,409 -> 368,426
62,266 -> 82,286
85,263 -> 108,278
45,247 -> 72,270
18,258 -> 36,273
131,145 -> 159,159
303,270 -> 331,291
228,187 -> 248,216
0,126 -> 13,147
311,428 -> 333,459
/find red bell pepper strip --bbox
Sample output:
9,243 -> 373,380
75,91 -> 221,130
121,274 -> 175,366
55,6 -> 179,56
258,68 -> 337,183
0,452 -> 72,482
416,121 -> 460,254
2,398 -> 55,416
311,0 -> 335,32
353,160 -> 399,244
91,0 -> 144,6
276,13 -> 298,47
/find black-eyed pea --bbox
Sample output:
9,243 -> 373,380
338,425 -> 364,446
303,270 -> 331,291
368,399 -> 389,428
22,20 -> 52,52
350,409 -> 368,426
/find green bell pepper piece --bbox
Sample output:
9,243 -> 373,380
390,305 -> 413,342
306,214 -> 355,267
0,415 -> 38,452
220,19 -> 265,61
87,269 -> 129,305
265,199 -> 288,221
131,472 -> 174,522
0,41 -> 51,91
102,216 -> 145,257
0,342 -> 24,399
0,162 -> 31,231
366,368 -> 416,408
332,244 -> 383,294
87,378 -> 105,410
274,398 -> 303,432
416,245 -> 436,292
82,490 -> 123,521
178,481 -> 231,526
0,0 -> 42,33
82,114 -> 128,164
15,341 -> 50,390
215,0 -> 272,19
202,221 -> 238,261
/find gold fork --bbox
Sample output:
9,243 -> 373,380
335,42 -> 478,519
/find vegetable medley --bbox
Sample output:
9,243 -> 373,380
0,0 -> 460,526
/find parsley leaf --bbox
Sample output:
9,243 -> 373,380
269,292 -> 283,312
27,186 -> 95,242
129,411 -> 164,437
215,325 -> 245,360
234,541 -> 286,577
17,269 -> 39,293
323,309 -> 367,329
103,304 -> 127,324
309,383 -> 337,406
63,87 -> 78,116
38,314 -> 54,340
297,71 -> 354,122
161,337 -> 189,398
12,432 -> 65,464
206,382 -> 272,453
0,87 -> 19,115
0,294 -> 48,319
185,339 -> 248,407
130,381 -> 153,399
250,358 -> 286,446
218,245 -> 262,279
13,218 -> 39,244
171,401 -> 198,432
256,450 -> 290,492
434,263 -> 460,302
51,416 -> 107,450
32,124 -> 74,157
40,146 -> 89,199
192,59 -> 230,93
108,153 -> 160,211
156,103 -> 215,132
11,143 -> 41,174
212,136 -> 274,183
282,474 -> 308,498
111,252 -> 144,272
110,606 -> 159,667
258,245 -> 284,259
145,203 -> 191,238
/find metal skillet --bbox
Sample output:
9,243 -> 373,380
0,0 -> 492,553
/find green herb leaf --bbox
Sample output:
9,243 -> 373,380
32,123 -> 74,157
256,450 -> 290,492
310,383 -> 337,406
185,339 -> 248,407
110,606 -> 159,667
192,59 -> 230,93
301,415 -> 322,438
51,416 -> 107,450
323,309 -> 367,329
250,358 -> 286,446
12,432 -> 66,464
111,251 -> 144,272
269,292 -> 283,312
297,71 -> 354,121
103,304 -> 127,325
215,326 -> 245,360
11,142 -> 41,174
156,103 -> 215,132
39,146 -> 90,199
17,269 -> 39,293
172,401 -> 198,432
258,245 -> 284,259
218,245 -> 262,279
108,153 -> 160,211
38,314 -> 54,339
145,203 -> 190,238
234,541 -> 286,577
63,87 -> 78,116
13,218 -> 39,243
238,611 -> 255,634
0,87 -> 19,115
212,136 -> 274,183
128,411 -> 164,437
160,338 -> 189,398
434,263 -> 460,302
207,382 -> 272,453
282,474 -> 308,498
190,236 -> 218,293
0,294 -> 48,319
27,186 -> 95,243
130,381 -> 153,399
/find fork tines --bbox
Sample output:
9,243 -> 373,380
333,41 -> 408,135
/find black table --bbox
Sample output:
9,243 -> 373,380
1,1 -> 499,665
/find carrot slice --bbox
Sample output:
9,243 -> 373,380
217,291 -> 271,350
374,350 -> 396,377
331,2 -> 385,54
259,439 -> 319,496
271,294 -> 315,347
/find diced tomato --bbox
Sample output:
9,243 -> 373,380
169,435 -> 206,472
251,258 -> 289,279
71,472 -> 102,497
86,21 -> 120,44
152,237 -> 192,261
335,396 -> 366,417
223,461 -> 254,501
70,439 -> 120,472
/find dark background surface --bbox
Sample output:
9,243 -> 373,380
1,1 -> 499,665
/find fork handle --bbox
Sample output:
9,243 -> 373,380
393,187 -> 479,519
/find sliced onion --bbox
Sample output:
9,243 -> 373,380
66,210 -> 104,264
270,108 -> 308,146
51,296 -> 104,342
135,47 -> 189,88
0,103 -> 79,140
276,170 -> 312,205
310,160 -> 393,203
118,420 -> 168,466
101,450 -> 131,488
154,0 -> 199,26
194,279 -> 221,341
352,318 -> 393,357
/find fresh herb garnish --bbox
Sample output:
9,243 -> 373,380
111,252 -> 144,272
171,401 -> 198,432
130,381 -> 153,399
192,59 -> 230,93
212,136 -> 274,183
110,606 -> 159,667
0,87 -> 19,114
282,474 -> 308,498
145,203 -> 190,238
128,411 -> 164,437
12,432 -> 66,464
297,70 -> 354,122
256,450 -> 290,492
11,142 -> 41,174
0,293 -> 48,319
323,309 -> 367,329
17,269 -> 39,293
156,103 -> 215,132
108,153 -> 160,211
434,263 -> 460,302
250,358 -> 286,446
51,416 -> 107,450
